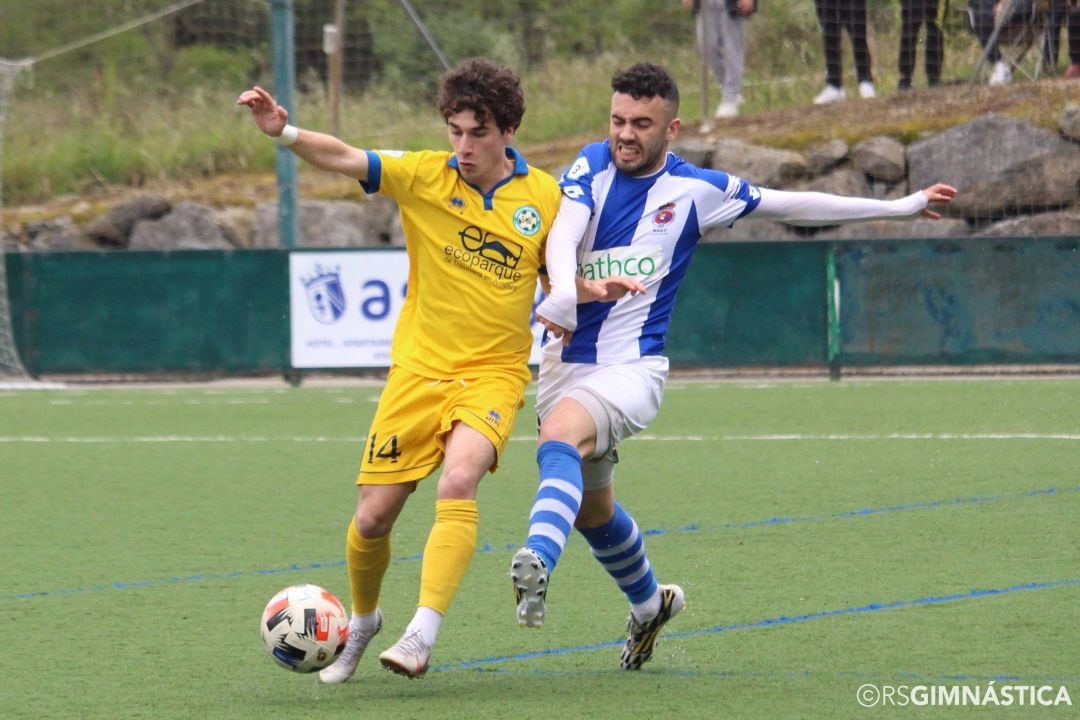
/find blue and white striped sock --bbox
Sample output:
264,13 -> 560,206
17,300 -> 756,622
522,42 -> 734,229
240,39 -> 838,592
525,440 -> 583,573
577,503 -> 659,613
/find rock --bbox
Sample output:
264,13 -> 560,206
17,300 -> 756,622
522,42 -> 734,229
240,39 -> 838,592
815,216 -> 971,240
83,194 -> 172,247
702,219 -> 800,243
129,202 -> 234,250
20,218 -> 96,251
852,135 -> 906,184
710,138 -> 808,188
975,209 -> 1080,237
1060,103 -> 1080,142
669,137 -> 715,168
215,206 -> 257,248
255,198 -> 403,248
795,168 -> 873,198
907,114 -> 1080,219
805,138 -> 849,176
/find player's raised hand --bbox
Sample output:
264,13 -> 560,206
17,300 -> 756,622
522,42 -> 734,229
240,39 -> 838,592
236,86 -> 289,137
919,183 -> 958,219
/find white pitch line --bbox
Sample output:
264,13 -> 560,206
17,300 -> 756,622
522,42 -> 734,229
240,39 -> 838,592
0,433 -> 1078,444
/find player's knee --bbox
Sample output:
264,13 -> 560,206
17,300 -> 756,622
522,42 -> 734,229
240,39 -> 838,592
353,508 -> 394,538
538,418 -> 594,457
435,465 -> 481,500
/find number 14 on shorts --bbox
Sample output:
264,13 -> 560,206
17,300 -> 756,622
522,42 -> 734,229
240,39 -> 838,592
367,433 -> 402,464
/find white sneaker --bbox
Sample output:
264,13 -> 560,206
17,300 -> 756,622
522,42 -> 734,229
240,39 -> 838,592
318,609 -> 382,684
510,547 -> 548,628
714,95 -> 741,119
813,84 -> 846,105
620,584 -> 686,670
378,629 -> 432,678
858,81 -> 876,99
988,61 -> 1012,86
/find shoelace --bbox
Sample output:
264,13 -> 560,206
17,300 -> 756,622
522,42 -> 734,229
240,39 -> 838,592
394,630 -> 429,656
340,617 -> 380,659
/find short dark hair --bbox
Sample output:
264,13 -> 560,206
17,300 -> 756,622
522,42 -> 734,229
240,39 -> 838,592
611,63 -> 680,113
438,57 -> 525,133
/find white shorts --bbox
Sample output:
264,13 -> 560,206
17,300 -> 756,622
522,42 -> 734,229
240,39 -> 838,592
535,354 -> 669,490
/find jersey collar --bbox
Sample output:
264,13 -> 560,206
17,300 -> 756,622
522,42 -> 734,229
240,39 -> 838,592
447,146 -> 530,176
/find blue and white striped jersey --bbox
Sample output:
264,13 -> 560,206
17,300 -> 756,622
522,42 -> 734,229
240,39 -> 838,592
550,139 -> 762,364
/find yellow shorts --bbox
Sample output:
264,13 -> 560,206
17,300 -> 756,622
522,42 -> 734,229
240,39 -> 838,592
356,365 -> 527,485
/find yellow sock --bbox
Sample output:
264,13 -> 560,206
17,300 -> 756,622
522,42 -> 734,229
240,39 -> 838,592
346,518 -> 391,616
418,498 -> 478,615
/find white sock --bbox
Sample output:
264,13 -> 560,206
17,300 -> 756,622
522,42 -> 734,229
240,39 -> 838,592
631,588 -> 662,623
351,610 -> 380,633
404,606 -> 443,646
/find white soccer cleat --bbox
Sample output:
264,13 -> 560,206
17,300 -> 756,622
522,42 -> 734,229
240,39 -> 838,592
988,61 -> 1012,86
813,84 -> 846,105
378,629 -> 432,679
318,609 -> 382,684
620,584 -> 686,670
510,547 -> 549,628
714,95 -> 741,119
858,81 -> 876,99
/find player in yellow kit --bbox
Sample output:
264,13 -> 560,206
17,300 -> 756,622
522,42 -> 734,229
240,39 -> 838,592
238,58 -> 561,680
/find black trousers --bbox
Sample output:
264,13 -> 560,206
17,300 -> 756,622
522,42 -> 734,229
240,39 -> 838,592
968,0 -> 1002,62
1045,0 -> 1080,67
814,0 -> 873,86
899,0 -> 943,86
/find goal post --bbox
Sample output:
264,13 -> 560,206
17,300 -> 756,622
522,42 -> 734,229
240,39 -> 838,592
0,59 -> 33,383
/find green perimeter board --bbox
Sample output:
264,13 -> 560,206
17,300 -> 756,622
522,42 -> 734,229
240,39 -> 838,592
6,249 -> 290,374
665,241 -> 829,368
834,236 -> 1080,365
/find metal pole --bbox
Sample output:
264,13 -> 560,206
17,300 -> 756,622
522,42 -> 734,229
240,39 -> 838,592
330,0 -> 344,137
396,0 -> 452,70
271,0 -> 299,248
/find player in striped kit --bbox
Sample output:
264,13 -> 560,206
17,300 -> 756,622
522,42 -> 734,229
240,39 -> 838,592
510,62 -> 956,670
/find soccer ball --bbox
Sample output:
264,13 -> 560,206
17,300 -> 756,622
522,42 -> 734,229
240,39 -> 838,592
259,584 -> 350,673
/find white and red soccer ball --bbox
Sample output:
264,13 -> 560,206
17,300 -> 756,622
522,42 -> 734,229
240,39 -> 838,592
260,584 -> 349,673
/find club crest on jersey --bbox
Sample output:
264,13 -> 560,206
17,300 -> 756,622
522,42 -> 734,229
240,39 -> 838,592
302,265 -> 346,324
449,195 -> 465,210
513,205 -> 542,237
653,202 -> 676,227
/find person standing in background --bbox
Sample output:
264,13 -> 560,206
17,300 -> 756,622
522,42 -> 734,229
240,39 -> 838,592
682,0 -> 757,119
898,0 -> 944,90
968,0 -> 1012,85
1068,3 -> 1080,78
1046,0 -> 1080,78
812,0 -> 877,103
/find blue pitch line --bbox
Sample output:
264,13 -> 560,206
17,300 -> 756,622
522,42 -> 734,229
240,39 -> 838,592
4,485 -> 1078,602
432,578 -> 1080,674
443,665 -> 1080,686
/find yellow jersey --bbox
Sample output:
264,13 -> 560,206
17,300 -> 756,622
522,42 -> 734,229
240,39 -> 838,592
361,148 -> 561,384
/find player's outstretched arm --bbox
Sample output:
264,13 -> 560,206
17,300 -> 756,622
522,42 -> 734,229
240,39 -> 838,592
753,183 -> 958,227
236,86 -> 369,181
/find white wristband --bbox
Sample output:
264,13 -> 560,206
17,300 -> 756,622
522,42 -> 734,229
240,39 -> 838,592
272,124 -> 298,146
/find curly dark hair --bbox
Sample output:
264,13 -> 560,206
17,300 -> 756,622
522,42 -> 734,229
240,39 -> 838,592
438,58 -> 525,133
611,63 -> 680,113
